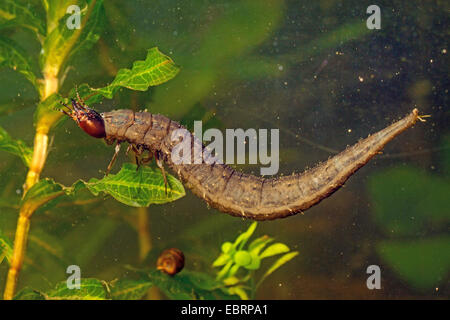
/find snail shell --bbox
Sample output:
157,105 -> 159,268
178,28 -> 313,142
156,248 -> 185,276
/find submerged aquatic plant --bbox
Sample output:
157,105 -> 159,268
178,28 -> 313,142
0,0 -> 186,299
0,0 -> 297,300
213,222 -> 298,299
1,0 -> 440,301
9,222 -> 297,300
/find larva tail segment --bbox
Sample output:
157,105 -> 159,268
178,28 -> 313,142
417,111 -> 431,123
178,109 -> 422,220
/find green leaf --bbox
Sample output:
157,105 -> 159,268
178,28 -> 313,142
212,253 -> 231,267
0,0 -> 46,36
233,222 -> 258,250
0,36 -> 38,89
259,251 -> 299,286
228,264 -> 240,277
248,235 -> 273,250
93,47 -> 180,99
377,237 -> 450,290
109,279 -> 152,300
248,235 -> 273,255
4,163 -> 185,217
21,178 -> 65,214
13,287 -> 46,300
0,125 -> 33,167
40,0 -> 104,77
74,163 -> 185,207
222,276 -> 240,286
178,270 -> 223,292
221,241 -> 233,253
227,286 -> 249,300
0,230 -> 13,265
259,243 -> 290,259
145,270 -> 232,300
144,271 -> 196,297
217,260 -> 233,280
244,252 -> 260,271
47,278 -> 108,300
20,178 -> 67,219
234,250 -> 252,267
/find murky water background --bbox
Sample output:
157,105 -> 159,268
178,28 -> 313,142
0,0 -> 448,299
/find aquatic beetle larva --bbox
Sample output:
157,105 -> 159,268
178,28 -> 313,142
61,94 -> 423,221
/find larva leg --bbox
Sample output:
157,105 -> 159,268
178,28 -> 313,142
155,151 -> 168,195
59,101 -> 72,117
74,85 -> 99,111
140,150 -> 153,165
126,144 -> 142,169
106,142 -> 121,175
75,85 -> 89,110
125,144 -> 132,156
133,145 -> 144,170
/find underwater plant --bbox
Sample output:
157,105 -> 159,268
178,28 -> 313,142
0,0 -> 446,301
0,0 -> 185,299
1,0 -> 299,300
9,222 -> 296,300
212,222 -> 298,300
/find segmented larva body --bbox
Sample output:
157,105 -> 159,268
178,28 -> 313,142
100,108 -> 420,221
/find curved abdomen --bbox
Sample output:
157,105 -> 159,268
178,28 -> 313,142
102,109 -> 420,220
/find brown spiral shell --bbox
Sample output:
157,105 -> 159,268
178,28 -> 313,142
156,248 -> 185,276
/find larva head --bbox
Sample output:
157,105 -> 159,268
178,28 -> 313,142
61,98 -> 106,138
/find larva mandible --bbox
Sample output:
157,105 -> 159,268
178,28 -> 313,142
61,96 -> 421,221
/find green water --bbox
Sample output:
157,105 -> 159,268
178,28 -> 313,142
0,0 -> 448,299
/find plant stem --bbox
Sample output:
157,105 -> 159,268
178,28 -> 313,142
250,273 -> 256,300
3,0 -> 100,298
3,214 -> 30,300
3,75 -> 57,300
23,131 -> 49,193
135,207 -> 162,300
137,207 -> 152,262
